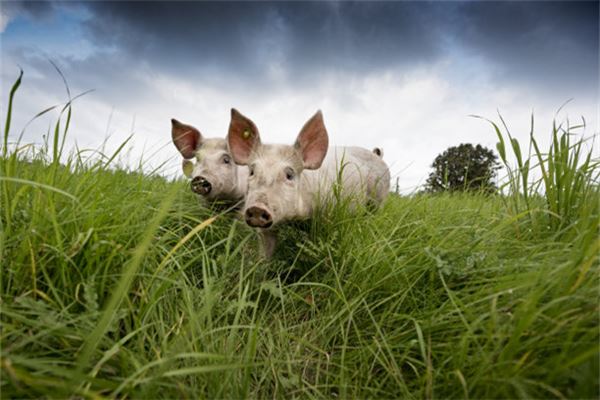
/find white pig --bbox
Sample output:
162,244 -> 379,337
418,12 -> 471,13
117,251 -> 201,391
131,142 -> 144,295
227,109 -> 390,257
171,118 -> 248,206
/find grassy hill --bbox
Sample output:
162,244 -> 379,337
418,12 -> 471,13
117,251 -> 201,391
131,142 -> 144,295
1,76 -> 599,398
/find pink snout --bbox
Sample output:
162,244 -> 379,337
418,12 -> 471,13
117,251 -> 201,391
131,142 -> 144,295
245,205 -> 273,228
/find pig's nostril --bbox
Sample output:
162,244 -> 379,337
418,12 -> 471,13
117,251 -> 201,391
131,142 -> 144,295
261,212 -> 271,222
191,176 -> 212,195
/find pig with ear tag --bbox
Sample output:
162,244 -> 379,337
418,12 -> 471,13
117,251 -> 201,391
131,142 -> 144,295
227,109 -> 390,257
171,118 -> 248,206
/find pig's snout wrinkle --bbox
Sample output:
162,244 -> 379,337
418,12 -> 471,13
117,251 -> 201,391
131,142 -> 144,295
191,176 -> 212,195
245,206 -> 273,228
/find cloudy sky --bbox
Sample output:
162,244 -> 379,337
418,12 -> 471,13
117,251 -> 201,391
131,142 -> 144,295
1,1 -> 598,192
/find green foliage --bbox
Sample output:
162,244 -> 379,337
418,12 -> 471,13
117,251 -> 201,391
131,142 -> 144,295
479,112 -> 599,239
425,143 -> 500,193
1,72 -> 598,399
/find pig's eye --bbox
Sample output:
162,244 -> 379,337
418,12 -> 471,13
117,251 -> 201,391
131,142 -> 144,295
249,166 -> 255,176
222,154 -> 231,164
284,167 -> 295,181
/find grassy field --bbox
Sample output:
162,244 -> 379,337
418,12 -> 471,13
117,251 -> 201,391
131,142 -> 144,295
1,74 -> 599,398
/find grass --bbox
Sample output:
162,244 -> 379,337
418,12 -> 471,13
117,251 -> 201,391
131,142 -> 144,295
1,73 -> 599,399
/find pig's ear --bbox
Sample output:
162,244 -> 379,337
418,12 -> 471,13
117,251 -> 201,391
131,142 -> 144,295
295,110 -> 329,170
172,118 -> 202,159
228,108 -> 261,165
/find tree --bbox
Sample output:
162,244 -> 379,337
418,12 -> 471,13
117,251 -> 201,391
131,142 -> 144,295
425,143 -> 500,193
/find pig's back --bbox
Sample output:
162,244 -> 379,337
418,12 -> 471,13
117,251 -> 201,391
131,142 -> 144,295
305,146 -> 390,205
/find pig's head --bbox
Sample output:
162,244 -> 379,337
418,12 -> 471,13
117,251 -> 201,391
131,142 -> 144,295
171,118 -> 245,203
227,109 -> 328,229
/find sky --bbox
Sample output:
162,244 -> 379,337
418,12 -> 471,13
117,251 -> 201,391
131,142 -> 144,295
1,1 -> 598,193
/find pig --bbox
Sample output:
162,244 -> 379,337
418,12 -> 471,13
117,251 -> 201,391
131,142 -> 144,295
171,118 -> 248,207
227,109 -> 390,257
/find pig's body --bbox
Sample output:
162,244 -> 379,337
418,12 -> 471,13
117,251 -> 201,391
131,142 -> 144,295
306,146 -> 390,208
227,109 -> 390,257
254,146 -> 389,222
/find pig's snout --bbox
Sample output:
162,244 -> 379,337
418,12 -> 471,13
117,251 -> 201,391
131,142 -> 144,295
191,176 -> 212,195
245,206 -> 273,228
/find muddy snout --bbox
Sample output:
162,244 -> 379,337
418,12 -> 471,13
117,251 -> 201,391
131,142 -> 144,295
245,205 -> 273,228
191,176 -> 212,195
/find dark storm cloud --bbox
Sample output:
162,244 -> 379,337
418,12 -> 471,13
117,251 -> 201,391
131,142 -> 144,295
77,1 -> 597,94
82,1 -> 444,87
452,1 -> 598,92
4,0 -> 597,101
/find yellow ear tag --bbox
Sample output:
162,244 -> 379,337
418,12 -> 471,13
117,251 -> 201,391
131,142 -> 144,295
182,160 -> 194,178
242,129 -> 252,140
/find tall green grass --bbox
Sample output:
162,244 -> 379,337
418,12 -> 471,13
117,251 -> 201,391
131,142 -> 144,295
477,112 -> 599,239
1,72 -> 598,398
